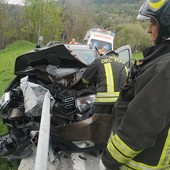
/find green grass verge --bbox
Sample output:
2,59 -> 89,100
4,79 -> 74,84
0,159 -> 20,170
0,40 -> 35,170
0,40 -> 36,96
132,51 -> 143,61
0,40 -> 35,135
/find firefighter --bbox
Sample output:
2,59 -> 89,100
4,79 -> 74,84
82,53 -> 127,115
101,0 -> 170,169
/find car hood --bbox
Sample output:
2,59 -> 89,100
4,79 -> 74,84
15,44 -> 87,75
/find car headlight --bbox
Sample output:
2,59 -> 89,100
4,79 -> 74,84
75,94 -> 96,113
0,92 -> 10,111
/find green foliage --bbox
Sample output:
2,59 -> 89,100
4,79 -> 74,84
61,0 -> 95,43
0,0 -> 150,52
94,0 -> 113,4
0,158 -> 20,170
0,2 -> 12,49
133,51 -> 143,61
12,0 -> 64,44
0,118 -> 8,135
114,23 -> 151,51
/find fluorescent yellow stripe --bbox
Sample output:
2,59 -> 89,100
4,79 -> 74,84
82,78 -> 89,84
107,134 -> 142,164
167,154 -> 170,167
114,134 -> 141,155
95,92 -> 119,102
118,128 -> 170,170
116,127 -> 170,169
148,0 -> 166,10
95,97 -> 118,103
107,139 -> 130,164
122,159 -> 170,170
111,135 -> 141,158
158,128 -> 170,165
104,63 -> 114,93
96,92 -> 120,97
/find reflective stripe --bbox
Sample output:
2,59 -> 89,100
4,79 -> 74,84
82,78 -> 89,84
158,128 -> 170,165
119,128 -> 170,170
112,134 -> 141,157
148,0 -> 166,10
96,92 -> 120,97
107,134 -> 141,164
95,97 -> 118,103
95,92 -> 119,103
120,160 -> 170,170
107,138 -> 129,163
104,63 -> 114,93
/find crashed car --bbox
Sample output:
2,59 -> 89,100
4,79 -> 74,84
0,43 -> 132,160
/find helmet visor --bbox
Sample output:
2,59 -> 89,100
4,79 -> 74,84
137,14 -> 150,20
137,1 -> 151,21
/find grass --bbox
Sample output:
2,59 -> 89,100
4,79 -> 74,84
0,159 -> 20,170
0,40 -> 35,135
0,40 -> 36,170
0,40 -> 36,96
132,51 -> 143,61
0,40 -> 36,135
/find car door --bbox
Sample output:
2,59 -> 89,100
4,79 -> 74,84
115,45 -> 132,68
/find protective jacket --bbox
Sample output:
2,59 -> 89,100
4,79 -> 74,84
82,55 -> 127,104
101,41 -> 170,170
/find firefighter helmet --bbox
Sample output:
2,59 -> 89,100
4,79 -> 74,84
137,0 -> 170,40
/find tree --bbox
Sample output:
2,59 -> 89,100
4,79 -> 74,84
0,1 -> 13,49
114,23 -> 151,52
61,0 -> 95,43
21,0 -> 64,45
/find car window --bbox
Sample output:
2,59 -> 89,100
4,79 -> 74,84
118,49 -> 131,63
72,50 -> 97,64
91,39 -> 112,51
115,45 -> 133,68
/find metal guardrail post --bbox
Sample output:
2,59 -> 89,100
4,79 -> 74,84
34,91 -> 52,170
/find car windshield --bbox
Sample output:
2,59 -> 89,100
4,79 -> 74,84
91,39 -> 112,51
71,50 -> 97,64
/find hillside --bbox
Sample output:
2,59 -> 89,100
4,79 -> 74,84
92,0 -> 144,29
